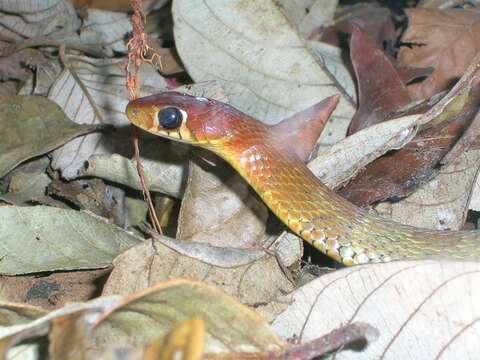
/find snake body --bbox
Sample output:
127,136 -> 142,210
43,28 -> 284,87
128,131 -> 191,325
126,92 -> 480,265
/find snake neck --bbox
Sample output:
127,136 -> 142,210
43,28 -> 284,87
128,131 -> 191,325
217,139 -> 480,265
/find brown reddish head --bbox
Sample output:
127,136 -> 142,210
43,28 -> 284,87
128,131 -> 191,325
125,91 -> 264,150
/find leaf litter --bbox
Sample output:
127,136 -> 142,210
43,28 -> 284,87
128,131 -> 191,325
1,0 -> 480,358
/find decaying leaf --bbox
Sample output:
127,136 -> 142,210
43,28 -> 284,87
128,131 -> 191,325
0,206 -> 142,275
271,260 -> 480,359
399,8 -> 480,100
94,279 -> 284,354
173,0 -> 355,145
0,95 -> 100,178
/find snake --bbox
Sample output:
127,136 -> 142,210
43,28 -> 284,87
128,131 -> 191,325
126,92 -> 480,265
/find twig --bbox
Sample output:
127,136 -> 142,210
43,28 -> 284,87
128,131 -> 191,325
126,0 -> 162,234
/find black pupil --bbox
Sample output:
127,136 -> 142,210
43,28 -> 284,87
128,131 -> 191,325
157,107 -> 183,129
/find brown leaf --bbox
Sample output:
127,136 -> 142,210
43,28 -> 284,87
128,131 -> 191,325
176,158 -> 269,249
102,239 -> 294,308
318,4 -> 395,49
348,26 -> 413,134
94,280 -> 284,354
340,85 -> 479,207
399,8 -> 480,100
48,179 -> 126,227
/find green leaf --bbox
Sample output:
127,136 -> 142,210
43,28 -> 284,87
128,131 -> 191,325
0,96 -> 100,178
0,206 -> 142,275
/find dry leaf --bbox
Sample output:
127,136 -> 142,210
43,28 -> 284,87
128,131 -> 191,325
271,260 -> 480,359
374,149 -> 480,230
94,280 -> 284,354
0,95 -> 100,178
0,0 -> 80,43
102,239 -> 294,307
173,0 -> 355,145
48,56 -> 167,179
340,87 -> 478,207
177,159 -> 269,249
81,142 -> 188,199
399,8 -> 480,100
0,296 -> 120,359
278,0 -> 338,38
48,179 -> 126,226
310,115 -> 420,189
79,9 -> 132,56
0,206 -> 142,274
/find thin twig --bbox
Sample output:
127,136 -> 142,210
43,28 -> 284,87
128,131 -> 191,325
126,0 -> 162,234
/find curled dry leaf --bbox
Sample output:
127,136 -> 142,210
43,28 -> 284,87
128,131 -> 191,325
102,238 -> 294,308
399,8 -> 480,100
0,95 -> 100,178
271,260 -> 480,359
94,279 -> 284,354
173,0 -> 355,145
0,206 -> 142,275
48,56 -> 167,179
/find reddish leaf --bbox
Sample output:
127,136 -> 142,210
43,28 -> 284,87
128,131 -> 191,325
340,87 -> 480,207
348,26 -> 429,134
318,4 -> 395,49
349,26 -> 410,134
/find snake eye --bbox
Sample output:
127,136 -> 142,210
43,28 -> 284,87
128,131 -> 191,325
157,107 -> 183,129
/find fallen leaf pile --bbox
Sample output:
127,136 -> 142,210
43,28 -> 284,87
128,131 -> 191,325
1,0 -> 480,359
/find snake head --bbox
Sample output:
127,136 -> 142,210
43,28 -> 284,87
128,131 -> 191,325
126,91 -> 259,148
